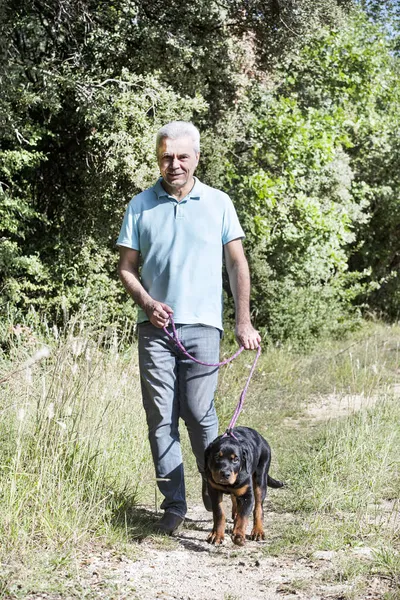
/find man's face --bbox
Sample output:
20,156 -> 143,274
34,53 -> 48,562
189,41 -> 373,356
157,135 -> 200,191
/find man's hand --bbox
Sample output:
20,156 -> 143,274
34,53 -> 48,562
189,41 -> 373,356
145,300 -> 173,328
235,323 -> 261,350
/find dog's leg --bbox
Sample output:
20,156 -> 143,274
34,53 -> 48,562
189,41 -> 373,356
251,473 -> 266,541
207,485 -> 225,545
231,494 -> 237,522
232,490 -> 253,546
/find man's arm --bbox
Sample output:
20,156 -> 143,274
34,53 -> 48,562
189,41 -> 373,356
224,239 -> 261,350
118,247 -> 173,328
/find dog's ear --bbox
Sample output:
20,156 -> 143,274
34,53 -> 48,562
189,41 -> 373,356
240,446 -> 250,473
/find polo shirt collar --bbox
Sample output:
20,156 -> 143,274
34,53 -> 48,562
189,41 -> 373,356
154,177 -> 202,201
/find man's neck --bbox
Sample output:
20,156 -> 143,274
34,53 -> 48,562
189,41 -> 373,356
161,177 -> 195,201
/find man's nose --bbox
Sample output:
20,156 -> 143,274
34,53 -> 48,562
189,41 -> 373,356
171,157 -> 180,169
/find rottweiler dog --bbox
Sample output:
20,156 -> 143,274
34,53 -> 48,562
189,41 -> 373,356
204,426 -> 283,546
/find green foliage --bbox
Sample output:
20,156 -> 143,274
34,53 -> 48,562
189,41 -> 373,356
1,1 -> 400,343
0,1 -> 208,325
224,14 -> 400,342
226,0 -> 353,69
361,0 -> 400,53
288,18 -> 400,320
226,92 -> 364,342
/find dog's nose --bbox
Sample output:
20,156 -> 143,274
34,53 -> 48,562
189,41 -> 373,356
221,470 -> 231,480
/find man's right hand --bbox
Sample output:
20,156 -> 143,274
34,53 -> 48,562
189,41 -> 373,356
144,300 -> 173,328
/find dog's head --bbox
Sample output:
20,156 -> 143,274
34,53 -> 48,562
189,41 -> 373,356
205,436 -> 248,486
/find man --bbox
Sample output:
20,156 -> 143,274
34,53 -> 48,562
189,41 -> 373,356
117,121 -> 260,535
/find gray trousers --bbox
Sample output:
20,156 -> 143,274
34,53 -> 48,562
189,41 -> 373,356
138,322 -> 220,518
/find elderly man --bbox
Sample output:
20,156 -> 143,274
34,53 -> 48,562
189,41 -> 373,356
117,121 -> 260,535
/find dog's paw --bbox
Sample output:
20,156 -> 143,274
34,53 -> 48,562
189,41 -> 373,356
250,527 -> 265,541
207,530 -> 225,545
232,533 -> 246,546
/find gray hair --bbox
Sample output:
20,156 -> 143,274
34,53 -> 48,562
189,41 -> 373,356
156,121 -> 200,153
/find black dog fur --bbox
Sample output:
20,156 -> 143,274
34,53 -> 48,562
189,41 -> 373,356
204,426 -> 283,546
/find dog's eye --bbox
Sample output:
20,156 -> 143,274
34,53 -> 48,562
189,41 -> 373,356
232,456 -> 239,463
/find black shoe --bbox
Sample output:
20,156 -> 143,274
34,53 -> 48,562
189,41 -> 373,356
202,478 -> 213,512
154,512 -> 184,535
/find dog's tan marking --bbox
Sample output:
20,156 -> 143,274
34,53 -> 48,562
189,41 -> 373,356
207,491 -> 225,545
210,469 -> 238,486
232,512 -> 248,546
251,476 -> 265,541
208,479 -> 230,492
231,483 -> 249,497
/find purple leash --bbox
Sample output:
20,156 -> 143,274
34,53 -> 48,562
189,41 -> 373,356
163,317 -> 261,438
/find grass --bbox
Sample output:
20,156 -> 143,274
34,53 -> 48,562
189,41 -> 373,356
1,318 -> 155,553
0,317 -> 399,597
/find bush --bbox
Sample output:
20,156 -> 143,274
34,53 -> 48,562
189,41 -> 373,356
224,15 -> 400,342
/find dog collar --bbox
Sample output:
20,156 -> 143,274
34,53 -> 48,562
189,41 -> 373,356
222,428 -> 239,441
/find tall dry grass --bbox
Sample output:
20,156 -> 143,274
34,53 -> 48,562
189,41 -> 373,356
0,316 -> 399,595
0,316 -> 154,559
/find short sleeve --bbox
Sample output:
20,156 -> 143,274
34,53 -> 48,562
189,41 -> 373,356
222,196 -> 245,245
116,200 -> 140,251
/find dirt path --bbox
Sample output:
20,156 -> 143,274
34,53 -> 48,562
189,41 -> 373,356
26,391 -> 395,600
70,391 -> 391,600
71,496 -> 391,600
75,504 -> 355,600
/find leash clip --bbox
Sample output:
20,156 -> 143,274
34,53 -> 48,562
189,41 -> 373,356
223,427 -> 239,440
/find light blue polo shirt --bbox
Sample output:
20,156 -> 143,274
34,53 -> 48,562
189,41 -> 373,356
117,177 -> 244,330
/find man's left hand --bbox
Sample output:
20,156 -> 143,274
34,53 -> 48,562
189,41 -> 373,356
235,323 -> 262,350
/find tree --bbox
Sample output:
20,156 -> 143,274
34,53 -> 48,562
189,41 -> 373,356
5,0 -> 392,342
224,13 -> 400,341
